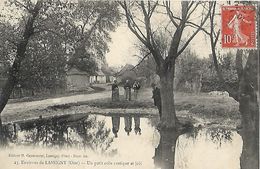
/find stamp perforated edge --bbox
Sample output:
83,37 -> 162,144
220,3 -> 258,50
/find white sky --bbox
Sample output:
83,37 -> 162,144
106,25 -> 140,67
106,23 -> 212,67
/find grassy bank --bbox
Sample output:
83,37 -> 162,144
3,88 -> 240,129
44,88 -> 240,128
60,88 -> 239,118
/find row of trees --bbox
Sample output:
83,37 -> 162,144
134,46 -> 238,92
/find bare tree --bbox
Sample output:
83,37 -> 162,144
119,1 -> 212,128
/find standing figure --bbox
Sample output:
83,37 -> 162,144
112,116 -> 120,138
133,81 -> 141,100
124,116 -> 132,136
151,83 -> 162,118
228,10 -> 251,46
111,80 -> 119,101
124,80 -> 131,101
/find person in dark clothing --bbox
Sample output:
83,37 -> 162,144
151,83 -> 162,118
124,80 -> 132,101
111,80 -> 119,101
133,80 -> 141,100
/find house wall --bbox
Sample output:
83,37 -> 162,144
105,75 -> 116,83
67,74 -> 90,91
97,75 -> 106,84
90,75 -> 107,84
90,76 -> 96,84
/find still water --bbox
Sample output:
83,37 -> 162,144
0,113 -> 242,169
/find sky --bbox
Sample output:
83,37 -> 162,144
106,22 -> 212,67
106,25 -> 140,67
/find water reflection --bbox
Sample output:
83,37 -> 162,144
154,129 -> 180,169
0,114 -> 254,169
239,128 -> 259,169
134,117 -> 141,135
111,116 -> 120,138
208,128 -> 233,148
124,116 -> 132,135
0,114 -> 113,153
0,118 -> 8,146
155,127 -> 242,169
111,116 -> 142,137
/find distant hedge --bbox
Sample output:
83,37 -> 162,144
201,80 -> 238,92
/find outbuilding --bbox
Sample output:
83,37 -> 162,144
66,68 -> 90,91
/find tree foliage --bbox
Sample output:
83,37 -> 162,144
67,46 -> 97,74
0,0 -> 121,93
175,49 -> 203,90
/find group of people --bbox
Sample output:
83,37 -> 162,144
111,80 -> 141,101
111,80 -> 162,118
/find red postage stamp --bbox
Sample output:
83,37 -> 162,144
221,5 -> 256,48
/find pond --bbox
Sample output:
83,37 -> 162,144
0,113 -> 243,169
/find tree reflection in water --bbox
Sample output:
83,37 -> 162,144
0,114 -> 113,154
0,114 -> 258,169
239,128 -> 258,169
208,128 -> 233,148
0,117 -> 18,147
154,127 -> 240,169
0,118 -> 8,146
154,129 -> 180,169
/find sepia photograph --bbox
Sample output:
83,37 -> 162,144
0,0 -> 259,169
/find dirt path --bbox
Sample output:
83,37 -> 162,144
2,90 -> 112,115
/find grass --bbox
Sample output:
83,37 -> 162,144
47,88 -> 240,120
4,87 -> 241,129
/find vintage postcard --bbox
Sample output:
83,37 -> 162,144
0,1 -> 258,169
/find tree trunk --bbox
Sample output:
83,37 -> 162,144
238,50 -> 259,169
0,61 -> 19,113
159,66 -> 178,128
239,95 -> 259,169
0,1 -> 42,114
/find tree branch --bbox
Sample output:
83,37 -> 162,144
165,1 -> 179,27
119,1 -> 163,66
176,2 -> 212,57
130,52 -> 151,71
186,2 -> 200,20
14,0 -> 33,13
